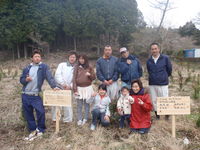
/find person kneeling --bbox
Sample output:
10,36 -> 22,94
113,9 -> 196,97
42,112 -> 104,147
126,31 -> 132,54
129,79 -> 152,134
117,86 -> 134,128
87,84 -> 111,130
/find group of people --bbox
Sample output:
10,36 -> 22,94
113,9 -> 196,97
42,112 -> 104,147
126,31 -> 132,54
20,42 -> 172,140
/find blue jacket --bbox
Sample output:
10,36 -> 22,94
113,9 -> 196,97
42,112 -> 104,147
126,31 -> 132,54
96,56 -> 118,81
117,55 -> 143,85
146,54 -> 172,85
20,63 -> 57,92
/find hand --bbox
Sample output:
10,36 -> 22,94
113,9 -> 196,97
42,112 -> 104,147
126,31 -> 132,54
92,92 -> 97,97
53,87 -> 60,91
103,80 -> 110,85
108,80 -> 113,84
25,75 -> 32,82
63,85 -> 71,90
104,115 -> 110,122
74,92 -> 79,95
127,59 -> 132,65
85,72 -> 91,76
118,108 -> 123,115
138,98 -> 144,105
129,98 -> 134,104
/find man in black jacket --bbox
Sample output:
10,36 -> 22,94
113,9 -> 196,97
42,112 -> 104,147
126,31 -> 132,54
146,42 -> 172,120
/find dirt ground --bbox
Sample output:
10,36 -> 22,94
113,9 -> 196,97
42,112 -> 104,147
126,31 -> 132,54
0,52 -> 200,150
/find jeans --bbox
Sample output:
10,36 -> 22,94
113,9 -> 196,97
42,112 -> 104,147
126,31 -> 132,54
119,114 -> 130,128
130,128 -> 150,134
91,109 -> 110,127
77,99 -> 90,121
121,82 -> 131,89
22,94 -> 46,132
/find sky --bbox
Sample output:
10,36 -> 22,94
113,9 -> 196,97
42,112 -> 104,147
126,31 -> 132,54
136,0 -> 200,28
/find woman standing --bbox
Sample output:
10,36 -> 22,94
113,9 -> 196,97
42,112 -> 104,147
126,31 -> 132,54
129,79 -> 152,134
73,54 -> 96,126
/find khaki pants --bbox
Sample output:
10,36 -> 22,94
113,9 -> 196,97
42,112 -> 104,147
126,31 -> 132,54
149,85 -> 168,111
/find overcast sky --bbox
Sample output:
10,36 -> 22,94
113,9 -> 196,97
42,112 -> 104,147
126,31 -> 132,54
136,0 -> 200,28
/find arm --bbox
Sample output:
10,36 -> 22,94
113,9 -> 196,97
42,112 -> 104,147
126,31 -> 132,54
140,94 -> 152,112
72,65 -> 78,92
129,96 -> 134,104
137,58 -> 143,78
117,97 -> 122,109
88,67 -> 96,81
20,68 -> 29,86
86,95 -> 95,104
45,65 -> 57,88
105,98 -> 111,117
55,63 -> 65,86
96,60 -> 105,82
112,60 -> 119,81
166,56 -> 172,76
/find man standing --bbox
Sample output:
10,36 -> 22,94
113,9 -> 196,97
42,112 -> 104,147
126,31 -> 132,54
117,47 -> 143,89
96,45 -> 119,100
20,49 -> 58,140
146,42 -> 172,120
52,51 -> 77,122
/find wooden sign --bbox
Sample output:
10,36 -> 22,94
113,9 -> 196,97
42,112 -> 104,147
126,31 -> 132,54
157,96 -> 190,115
43,90 -> 72,107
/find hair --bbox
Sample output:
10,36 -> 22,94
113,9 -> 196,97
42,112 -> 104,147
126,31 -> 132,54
98,84 -> 107,92
121,86 -> 129,92
78,54 -> 89,68
150,42 -> 160,50
104,45 -> 112,50
68,51 -> 78,58
131,79 -> 143,90
31,49 -> 42,58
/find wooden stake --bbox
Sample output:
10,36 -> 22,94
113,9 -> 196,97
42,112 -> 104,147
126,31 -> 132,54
172,115 -> 176,138
55,106 -> 60,133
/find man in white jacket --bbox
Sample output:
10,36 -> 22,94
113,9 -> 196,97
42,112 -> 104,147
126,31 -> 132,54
52,51 -> 77,122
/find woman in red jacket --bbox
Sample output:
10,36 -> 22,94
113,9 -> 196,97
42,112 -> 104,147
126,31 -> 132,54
129,79 -> 152,134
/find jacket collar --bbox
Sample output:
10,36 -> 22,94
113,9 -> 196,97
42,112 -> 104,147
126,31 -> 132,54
130,88 -> 144,95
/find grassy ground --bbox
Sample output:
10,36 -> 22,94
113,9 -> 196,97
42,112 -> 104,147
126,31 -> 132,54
0,52 -> 200,150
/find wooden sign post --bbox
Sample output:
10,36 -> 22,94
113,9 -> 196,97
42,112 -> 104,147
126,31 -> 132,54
43,90 -> 72,133
157,96 -> 190,138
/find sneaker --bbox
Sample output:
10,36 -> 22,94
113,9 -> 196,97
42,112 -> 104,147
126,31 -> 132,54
90,124 -> 96,131
77,120 -> 82,126
24,130 -> 37,141
28,129 -> 43,141
82,119 -> 87,125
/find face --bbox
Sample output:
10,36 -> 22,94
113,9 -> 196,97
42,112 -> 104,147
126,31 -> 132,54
151,44 -> 160,57
68,54 -> 77,64
104,46 -> 112,57
99,88 -> 106,96
132,82 -> 140,94
121,51 -> 129,58
79,57 -> 85,65
121,89 -> 129,96
31,54 -> 41,64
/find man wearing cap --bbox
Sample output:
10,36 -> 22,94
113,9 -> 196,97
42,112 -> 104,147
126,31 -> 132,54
96,45 -> 119,100
146,42 -> 172,120
117,47 -> 143,89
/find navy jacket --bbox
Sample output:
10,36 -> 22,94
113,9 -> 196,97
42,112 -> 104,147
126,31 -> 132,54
20,63 -> 57,92
146,54 -> 172,85
117,55 -> 143,85
96,56 -> 118,82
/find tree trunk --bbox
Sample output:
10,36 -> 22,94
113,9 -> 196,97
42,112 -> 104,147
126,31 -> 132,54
17,44 -> 20,59
157,0 -> 170,33
73,37 -> 77,51
24,43 -> 27,59
97,35 -> 101,56
12,48 -> 15,62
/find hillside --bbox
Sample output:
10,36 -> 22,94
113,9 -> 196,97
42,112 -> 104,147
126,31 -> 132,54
0,52 -> 200,150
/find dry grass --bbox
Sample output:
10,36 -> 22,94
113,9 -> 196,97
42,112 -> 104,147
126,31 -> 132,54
0,52 -> 200,150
